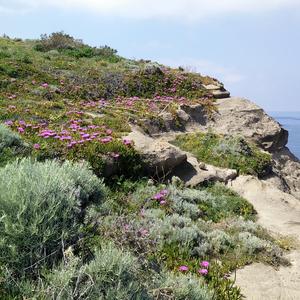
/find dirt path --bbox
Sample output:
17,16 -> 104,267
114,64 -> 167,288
228,176 -> 300,300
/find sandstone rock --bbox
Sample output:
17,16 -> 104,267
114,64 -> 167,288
126,129 -> 187,174
211,90 -> 230,99
272,147 -> 300,199
171,155 -> 238,187
209,97 -> 288,151
203,84 -> 222,90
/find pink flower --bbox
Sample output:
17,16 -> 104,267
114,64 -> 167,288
160,200 -> 167,205
41,83 -> 49,88
200,261 -> 209,268
178,265 -> 189,272
198,269 -> 208,276
123,138 -> 132,146
81,133 -> 90,139
33,143 -> 40,150
153,193 -> 164,201
106,129 -> 113,135
18,127 -> 24,133
160,189 -> 169,196
100,137 -> 112,144
4,120 -> 13,126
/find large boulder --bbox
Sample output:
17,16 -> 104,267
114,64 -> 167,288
126,129 -> 187,174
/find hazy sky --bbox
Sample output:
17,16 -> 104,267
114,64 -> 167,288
1,0 -> 300,111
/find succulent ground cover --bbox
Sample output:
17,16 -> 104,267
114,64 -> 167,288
172,132 -> 272,177
0,34 -> 288,300
0,34 -> 217,175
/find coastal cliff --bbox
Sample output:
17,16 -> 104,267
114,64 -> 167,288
0,34 -> 299,299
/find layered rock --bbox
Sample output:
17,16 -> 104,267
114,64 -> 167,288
126,128 -> 187,175
128,96 -> 300,199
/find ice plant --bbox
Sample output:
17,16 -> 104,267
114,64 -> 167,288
200,261 -> 209,268
123,138 -> 132,146
33,143 -> 40,150
178,265 -> 189,272
198,269 -> 208,276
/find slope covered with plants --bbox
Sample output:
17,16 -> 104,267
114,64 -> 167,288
0,33 -> 287,300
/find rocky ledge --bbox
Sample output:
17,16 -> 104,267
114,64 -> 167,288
128,97 -> 300,200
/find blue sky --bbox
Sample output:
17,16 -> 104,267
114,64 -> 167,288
0,0 -> 300,111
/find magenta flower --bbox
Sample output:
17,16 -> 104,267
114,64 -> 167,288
178,265 -> 189,272
160,189 -> 169,196
41,83 -> 49,88
100,137 -> 112,143
198,269 -> 208,275
200,261 -> 209,268
81,133 -> 90,139
33,143 -> 40,150
160,200 -> 167,205
4,120 -> 13,126
123,138 -> 132,146
18,127 -> 24,133
153,193 -> 164,201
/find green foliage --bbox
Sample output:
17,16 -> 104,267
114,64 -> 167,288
34,32 -> 119,61
27,243 -> 150,299
0,123 -> 23,150
0,124 -> 29,166
172,133 -> 272,177
156,272 -> 213,300
34,32 -> 84,52
0,158 -> 106,277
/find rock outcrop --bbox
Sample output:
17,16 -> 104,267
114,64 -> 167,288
126,128 -> 187,175
210,98 -> 288,151
128,96 -> 300,200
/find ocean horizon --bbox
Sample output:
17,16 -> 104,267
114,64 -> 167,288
269,111 -> 300,159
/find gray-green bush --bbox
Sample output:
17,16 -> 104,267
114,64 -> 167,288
156,272 -> 213,300
31,243 -> 150,300
0,124 -> 23,150
0,124 -> 28,166
0,158 -> 106,276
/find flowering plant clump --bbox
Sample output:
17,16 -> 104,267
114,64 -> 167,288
153,189 -> 169,205
178,265 -> 189,272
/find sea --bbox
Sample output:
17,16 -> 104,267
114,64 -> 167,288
269,111 -> 300,159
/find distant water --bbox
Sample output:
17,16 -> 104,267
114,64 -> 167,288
269,111 -> 300,159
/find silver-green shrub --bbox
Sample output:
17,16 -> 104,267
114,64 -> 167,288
156,272 -> 213,300
0,158 -> 106,275
34,243 -> 150,300
0,124 -> 24,150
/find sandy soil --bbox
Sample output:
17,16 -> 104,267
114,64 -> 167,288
228,176 -> 300,300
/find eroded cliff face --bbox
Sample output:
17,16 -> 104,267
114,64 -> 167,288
210,98 -> 300,199
130,96 -> 300,200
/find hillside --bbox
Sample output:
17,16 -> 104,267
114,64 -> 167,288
0,33 -> 299,300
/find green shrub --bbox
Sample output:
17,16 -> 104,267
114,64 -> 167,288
0,158 -> 106,276
0,124 -> 23,150
156,272 -> 213,300
32,243 -> 150,300
172,133 -> 272,177
34,32 -> 83,52
0,124 -> 28,166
